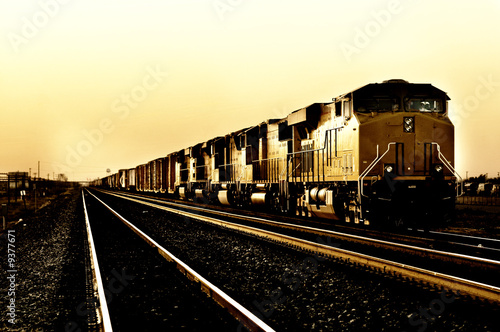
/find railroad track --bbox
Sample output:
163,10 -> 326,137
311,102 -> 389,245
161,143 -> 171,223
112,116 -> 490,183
93,188 -> 500,304
99,189 -> 500,256
428,230 -> 500,251
82,190 -> 274,331
96,189 -> 500,271
82,191 -> 112,331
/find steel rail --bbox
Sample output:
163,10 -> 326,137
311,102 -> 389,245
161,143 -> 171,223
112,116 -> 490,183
85,189 -> 275,332
429,230 -> 500,248
82,191 -> 113,331
98,189 -> 500,272
93,189 -> 500,304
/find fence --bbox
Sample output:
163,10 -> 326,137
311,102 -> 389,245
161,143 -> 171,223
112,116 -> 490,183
0,172 -> 30,201
1,172 -> 76,216
456,195 -> 500,206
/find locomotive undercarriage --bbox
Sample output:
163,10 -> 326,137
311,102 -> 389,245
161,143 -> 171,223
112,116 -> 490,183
176,176 -> 456,229
146,168 -> 457,231
296,182 -> 346,219
191,180 -> 361,225
365,177 -> 456,228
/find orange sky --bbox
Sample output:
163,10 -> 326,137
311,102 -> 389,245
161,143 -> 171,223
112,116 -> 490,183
1,0 -> 499,181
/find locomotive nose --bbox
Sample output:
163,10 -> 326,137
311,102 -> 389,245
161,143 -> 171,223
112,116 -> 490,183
379,113 -> 454,177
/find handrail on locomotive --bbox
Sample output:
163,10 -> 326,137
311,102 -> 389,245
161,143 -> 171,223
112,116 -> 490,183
433,142 -> 463,197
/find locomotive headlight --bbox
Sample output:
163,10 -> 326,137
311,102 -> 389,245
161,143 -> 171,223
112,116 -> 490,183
403,117 -> 414,133
434,164 -> 443,172
384,164 -> 394,173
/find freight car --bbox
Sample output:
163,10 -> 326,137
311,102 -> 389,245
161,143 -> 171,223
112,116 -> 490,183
92,79 -> 461,227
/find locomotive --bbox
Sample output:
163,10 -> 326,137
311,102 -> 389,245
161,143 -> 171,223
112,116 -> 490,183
93,79 -> 461,227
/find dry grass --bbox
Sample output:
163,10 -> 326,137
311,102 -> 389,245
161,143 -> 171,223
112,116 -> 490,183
0,187 -> 76,231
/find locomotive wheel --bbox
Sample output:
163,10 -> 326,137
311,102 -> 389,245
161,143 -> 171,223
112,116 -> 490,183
272,195 -> 280,212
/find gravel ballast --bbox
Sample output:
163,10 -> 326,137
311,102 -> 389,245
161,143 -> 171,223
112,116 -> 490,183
83,190 -> 240,330
1,188 -> 87,331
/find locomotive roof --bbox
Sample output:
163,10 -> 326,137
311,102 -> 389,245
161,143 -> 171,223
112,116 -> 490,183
335,80 -> 450,101
182,80 -> 449,155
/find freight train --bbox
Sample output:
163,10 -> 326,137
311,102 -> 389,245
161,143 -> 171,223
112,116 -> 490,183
92,79 -> 462,227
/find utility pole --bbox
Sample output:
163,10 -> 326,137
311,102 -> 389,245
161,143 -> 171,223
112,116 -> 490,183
34,171 -> 37,212
15,173 -> 18,202
2,204 -> 6,230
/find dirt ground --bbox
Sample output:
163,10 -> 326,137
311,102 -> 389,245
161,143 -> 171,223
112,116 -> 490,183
0,187 -> 78,233
436,204 -> 500,239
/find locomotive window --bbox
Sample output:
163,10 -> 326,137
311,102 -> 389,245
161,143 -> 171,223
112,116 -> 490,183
355,98 -> 398,112
406,99 -> 443,112
343,100 -> 352,119
335,102 -> 342,117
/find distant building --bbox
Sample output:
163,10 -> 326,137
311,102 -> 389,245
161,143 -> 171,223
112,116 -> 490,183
0,173 -> 7,195
7,172 -> 29,190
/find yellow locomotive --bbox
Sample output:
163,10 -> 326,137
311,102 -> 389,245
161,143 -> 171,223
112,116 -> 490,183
96,79 -> 461,227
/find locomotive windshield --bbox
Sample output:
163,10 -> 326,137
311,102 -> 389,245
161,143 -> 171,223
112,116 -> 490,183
406,98 -> 444,113
354,98 -> 399,113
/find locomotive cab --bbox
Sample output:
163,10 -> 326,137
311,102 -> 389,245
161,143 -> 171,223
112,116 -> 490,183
355,80 -> 460,227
